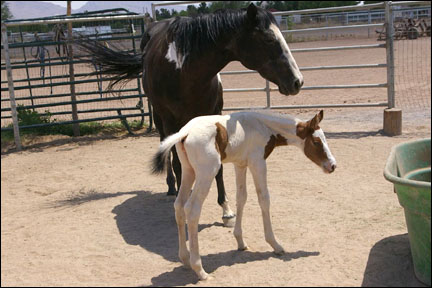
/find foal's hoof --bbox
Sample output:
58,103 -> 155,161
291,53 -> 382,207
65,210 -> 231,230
222,214 -> 236,228
238,246 -> 250,251
198,272 -> 211,281
273,248 -> 285,256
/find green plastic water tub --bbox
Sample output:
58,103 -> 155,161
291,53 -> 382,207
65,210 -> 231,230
384,138 -> 431,286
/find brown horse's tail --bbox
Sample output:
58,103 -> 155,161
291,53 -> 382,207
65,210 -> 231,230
76,38 -> 142,91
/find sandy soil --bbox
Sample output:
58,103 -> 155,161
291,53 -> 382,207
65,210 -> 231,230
2,106 -> 431,287
2,36 -> 431,286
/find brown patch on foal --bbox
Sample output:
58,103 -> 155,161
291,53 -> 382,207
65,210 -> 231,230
215,122 -> 228,160
303,136 -> 327,167
264,134 -> 287,159
296,110 -> 323,140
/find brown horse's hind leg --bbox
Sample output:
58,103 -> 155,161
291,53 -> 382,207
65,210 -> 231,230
216,166 -> 236,227
165,153 -> 177,196
153,112 -> 177,196
171,146 -> 182,195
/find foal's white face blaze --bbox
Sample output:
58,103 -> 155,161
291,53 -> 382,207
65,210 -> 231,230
312,129 -> 337,173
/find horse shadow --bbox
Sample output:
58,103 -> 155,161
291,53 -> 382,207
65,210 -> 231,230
53,190 -> 319,286
110,191 -> 319,286
361,233 -> 427,287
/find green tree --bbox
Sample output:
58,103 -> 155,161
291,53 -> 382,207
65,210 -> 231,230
258,1 -> 359,11
1,1 -> 12,20
197,2 -> 210,14
159,8 -> 172,19
186,5 -> 198,17
209,1 -> 251,12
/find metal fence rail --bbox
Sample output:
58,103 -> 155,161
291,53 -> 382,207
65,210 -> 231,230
150,1 -> 393,112
218,1 -> 428,112
1,9 -> 152,140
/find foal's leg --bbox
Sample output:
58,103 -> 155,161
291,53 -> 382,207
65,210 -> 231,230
174,143 -> 195,267
248,157 -> 285,255
233,164 -> 248,251
215,165 -> 236,227
185,166 -> 219,280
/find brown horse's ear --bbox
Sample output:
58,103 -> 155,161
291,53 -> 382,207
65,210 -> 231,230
246,3 -> 258,24
309,110 -> 323,130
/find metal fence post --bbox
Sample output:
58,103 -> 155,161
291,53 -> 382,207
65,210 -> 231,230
151,3 -> 157,21
385,1 -> 396,109
265,80 -> 271,109
1,23 -> 22,151
67,1 -> 80,136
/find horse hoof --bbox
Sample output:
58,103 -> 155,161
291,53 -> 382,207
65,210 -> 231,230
238,245 -> 250,251
198,272 -> 211,281
166,190 -> 177,197
222,215 -> 236,227
273,248 -> 285,256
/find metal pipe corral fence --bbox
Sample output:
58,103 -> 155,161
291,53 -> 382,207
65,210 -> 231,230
2,1 -> 431,149
1,9 -> 151,149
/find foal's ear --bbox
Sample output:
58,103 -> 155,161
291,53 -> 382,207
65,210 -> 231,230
246,3 -> 258,23
309,110 -> 324,130
317,110 -> 324,122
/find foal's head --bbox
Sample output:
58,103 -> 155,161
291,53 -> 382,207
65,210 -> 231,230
231,4 -> 304,95
296,111 -> 337,173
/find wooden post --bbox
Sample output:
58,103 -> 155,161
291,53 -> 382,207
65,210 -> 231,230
384,108 -> 402,136
67,1 -> 80,136
2,23 -> 22,151
384,1 -> 400,136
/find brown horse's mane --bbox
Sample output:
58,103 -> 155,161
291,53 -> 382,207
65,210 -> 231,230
166,7 -> 277,64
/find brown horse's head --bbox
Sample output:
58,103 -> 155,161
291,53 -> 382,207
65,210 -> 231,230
230,4 -> 304,95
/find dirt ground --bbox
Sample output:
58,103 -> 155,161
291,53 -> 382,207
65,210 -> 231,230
2,107 -> 431,287
1,36 -> 431,286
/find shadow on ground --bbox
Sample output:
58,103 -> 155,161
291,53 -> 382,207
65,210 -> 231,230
52,189 -> 319,286
362,233 -> 427,287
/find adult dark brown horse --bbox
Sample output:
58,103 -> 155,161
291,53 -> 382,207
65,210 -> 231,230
78,3 -> 303,226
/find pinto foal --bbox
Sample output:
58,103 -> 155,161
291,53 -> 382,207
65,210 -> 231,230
151,110 -> 336,280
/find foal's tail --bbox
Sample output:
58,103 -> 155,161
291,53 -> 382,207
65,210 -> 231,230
76,38 -> 142,91
151,129 -> 189,175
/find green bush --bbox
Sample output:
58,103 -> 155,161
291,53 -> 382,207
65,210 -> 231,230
2,106 -> 145,140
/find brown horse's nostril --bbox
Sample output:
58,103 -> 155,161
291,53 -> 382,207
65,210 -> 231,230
331,164 -> 336,172
294,79 -> 303,91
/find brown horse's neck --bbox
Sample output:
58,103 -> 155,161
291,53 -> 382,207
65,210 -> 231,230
181,39 -> 235,84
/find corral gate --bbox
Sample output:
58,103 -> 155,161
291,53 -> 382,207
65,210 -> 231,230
1,9 -> 152,150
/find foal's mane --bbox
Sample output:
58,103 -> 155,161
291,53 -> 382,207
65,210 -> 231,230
166,7 -> 277,63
